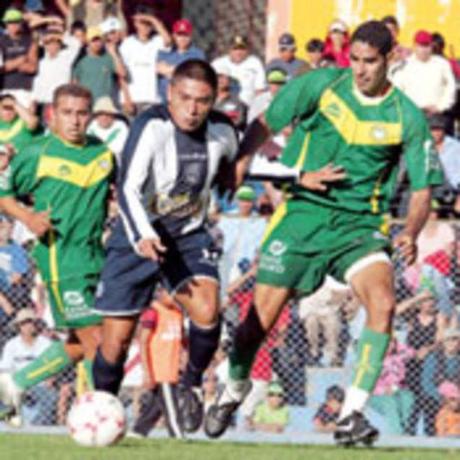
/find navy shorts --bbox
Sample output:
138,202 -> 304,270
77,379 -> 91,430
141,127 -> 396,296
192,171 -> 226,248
94,228 -> 219,316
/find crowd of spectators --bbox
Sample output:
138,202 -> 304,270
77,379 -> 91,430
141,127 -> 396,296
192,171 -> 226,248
0,1 -> 458,439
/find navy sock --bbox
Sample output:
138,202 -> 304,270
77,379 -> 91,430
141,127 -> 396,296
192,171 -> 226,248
92,347 -> 125,395
183,320 -> 221,387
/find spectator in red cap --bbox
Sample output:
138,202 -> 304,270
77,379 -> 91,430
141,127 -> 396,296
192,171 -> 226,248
322,19 -> 350,68
392,30 -> 456,116
156,19 -> 205,103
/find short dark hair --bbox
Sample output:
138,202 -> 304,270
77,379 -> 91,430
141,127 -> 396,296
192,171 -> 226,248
306,38 -> 324,53
351,20 -> 393,56
70,20 -> 86,33
53,83 -> 93,107
326,385 -> 345,402
170,59 -> 218,94
381,15 -> 399,29
432,32 -> 445,54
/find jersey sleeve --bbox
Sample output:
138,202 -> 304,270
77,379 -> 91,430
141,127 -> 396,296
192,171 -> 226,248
225,124 -> 239,161
402,104 -> 445,191
117,112 -> 161,246
265,68 -> 343,134
0,148 -> 39,197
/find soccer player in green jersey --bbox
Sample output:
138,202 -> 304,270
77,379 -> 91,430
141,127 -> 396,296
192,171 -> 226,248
204,21 -> 444,445
0,83 -> 114,425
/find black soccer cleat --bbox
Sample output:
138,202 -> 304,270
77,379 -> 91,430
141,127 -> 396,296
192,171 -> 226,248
334,411 -> 379,447
204,380 -> 252,439
176,384 -> 203,433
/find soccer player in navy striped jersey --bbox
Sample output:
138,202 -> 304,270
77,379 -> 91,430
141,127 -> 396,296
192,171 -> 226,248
92,60 -> 239,434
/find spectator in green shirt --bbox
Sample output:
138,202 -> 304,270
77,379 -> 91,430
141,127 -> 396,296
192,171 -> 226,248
73,26 -> 127,103
251,382 -> 289,433
0,94 -> 39,153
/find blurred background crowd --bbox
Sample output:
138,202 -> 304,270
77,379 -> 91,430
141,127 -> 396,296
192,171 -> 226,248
0,0 -> 458,440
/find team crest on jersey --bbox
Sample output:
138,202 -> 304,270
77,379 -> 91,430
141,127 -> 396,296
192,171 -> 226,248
370,125 -> 388,142
268,240 -> 287,256
324,102 -> 341,118
98,159 -> 110,170
58,164 -> 71,177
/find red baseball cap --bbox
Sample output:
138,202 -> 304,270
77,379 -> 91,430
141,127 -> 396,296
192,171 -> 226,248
173,19 -> 193,35
414,30 -> 433,46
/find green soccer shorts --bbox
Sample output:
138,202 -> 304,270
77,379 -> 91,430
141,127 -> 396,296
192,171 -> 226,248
257,198 -> 392,294
45,274 -> 102,329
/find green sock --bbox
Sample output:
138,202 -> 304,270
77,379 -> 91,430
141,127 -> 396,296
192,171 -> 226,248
13,341 -> 72,390
228,306 -> 267,381
229,348 -> 258,381
82,358 -> 94,390
352,328 -> 390,392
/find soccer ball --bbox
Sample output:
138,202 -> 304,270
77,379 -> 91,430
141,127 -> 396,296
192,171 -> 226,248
67,391 -> 127,447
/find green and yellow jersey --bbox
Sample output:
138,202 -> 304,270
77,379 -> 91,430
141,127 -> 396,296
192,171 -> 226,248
266,68 -> 444,214
0,133 -> 114,282
0,116 -> 38,152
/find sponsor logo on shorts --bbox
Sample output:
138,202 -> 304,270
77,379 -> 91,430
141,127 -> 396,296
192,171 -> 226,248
260,240 -> 287,274
200,248 -> 219,266
259,252 -> 286,274
64,291 -> 85,306
63,290 -> 90,320
268,240 -> 287,257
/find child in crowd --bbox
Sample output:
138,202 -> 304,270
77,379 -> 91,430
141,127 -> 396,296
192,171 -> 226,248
435,381 -> 460,437
251,382 -> 289,433
313,385 -> 345,432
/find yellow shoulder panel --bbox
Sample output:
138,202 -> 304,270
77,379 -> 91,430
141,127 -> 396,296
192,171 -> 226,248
319,89 -> 402,146
36,150 -> 113,188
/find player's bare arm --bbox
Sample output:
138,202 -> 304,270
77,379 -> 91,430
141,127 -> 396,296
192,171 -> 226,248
393,187 -> 432,265
0,196 -> 52,237
236,115 -> 346,190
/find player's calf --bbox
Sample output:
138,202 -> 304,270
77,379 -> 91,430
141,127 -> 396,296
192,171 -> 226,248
92,348 -> 125,395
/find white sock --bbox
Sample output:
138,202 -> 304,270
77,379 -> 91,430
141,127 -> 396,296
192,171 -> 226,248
339,386 -> 370,420
220,378 -> 249,404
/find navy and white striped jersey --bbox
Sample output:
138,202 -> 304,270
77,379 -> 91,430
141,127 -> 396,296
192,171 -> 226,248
118,104 -> 238,250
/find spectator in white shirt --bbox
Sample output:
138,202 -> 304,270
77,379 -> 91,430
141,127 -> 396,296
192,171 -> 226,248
33,30 -> 81,118
0,308 -> 58,425
212,35 -> 266,106
87,96 -> 128,164
392,30 -> 456,115
118,5 -> 171,116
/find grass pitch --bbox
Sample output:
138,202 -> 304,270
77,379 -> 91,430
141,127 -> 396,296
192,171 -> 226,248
0,434 -> 459,460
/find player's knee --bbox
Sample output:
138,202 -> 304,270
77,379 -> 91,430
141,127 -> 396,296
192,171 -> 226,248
191,301 -> 219,326
100,336 -> 130,364
366,291 -> 395,329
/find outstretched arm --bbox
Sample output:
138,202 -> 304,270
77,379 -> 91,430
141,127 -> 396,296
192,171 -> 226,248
0,197 -> 52,237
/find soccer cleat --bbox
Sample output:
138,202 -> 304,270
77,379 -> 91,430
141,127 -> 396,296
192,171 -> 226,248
176,384 -> 203,433
0,372 -> 23,427
334,411 -> 379,447
204,379 -> 252,439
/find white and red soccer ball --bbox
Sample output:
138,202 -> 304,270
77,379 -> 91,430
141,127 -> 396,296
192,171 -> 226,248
67,391 -> 127,447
